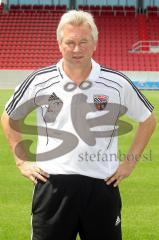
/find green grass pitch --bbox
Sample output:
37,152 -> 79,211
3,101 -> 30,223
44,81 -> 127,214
0,89 -> 158,240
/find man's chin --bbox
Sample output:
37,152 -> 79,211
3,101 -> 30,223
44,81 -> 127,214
72,57 -> 83,63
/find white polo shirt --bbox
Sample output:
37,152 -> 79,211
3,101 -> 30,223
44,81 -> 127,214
5,59 -> 153,179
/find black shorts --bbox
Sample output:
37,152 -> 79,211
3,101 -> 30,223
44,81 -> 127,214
31,174 -> 122,240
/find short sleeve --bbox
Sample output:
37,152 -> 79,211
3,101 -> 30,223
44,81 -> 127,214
5,76 -> 36,120
123,80 -> 154,122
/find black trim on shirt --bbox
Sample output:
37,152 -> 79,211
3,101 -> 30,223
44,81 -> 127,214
101,67 -> 154,112
6,65 -> 58,115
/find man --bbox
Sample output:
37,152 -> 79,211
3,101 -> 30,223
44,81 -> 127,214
1,10 -> 156,240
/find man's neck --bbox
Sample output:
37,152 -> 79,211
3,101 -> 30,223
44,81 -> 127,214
63,62 -> 92,86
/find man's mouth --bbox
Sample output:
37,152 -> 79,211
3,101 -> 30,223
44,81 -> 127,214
73,56 -> 83,59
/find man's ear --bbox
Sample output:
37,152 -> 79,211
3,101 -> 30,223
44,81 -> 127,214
93,41 -> 97,51
58,41 -> 62,52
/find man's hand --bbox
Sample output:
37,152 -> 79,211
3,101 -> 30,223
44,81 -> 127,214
1,112 -> 50,185
105,113 -> 156,187
17,161 -> 50,184
105,160 -> 136,187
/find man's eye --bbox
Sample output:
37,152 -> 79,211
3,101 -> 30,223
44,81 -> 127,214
66,42 -> 74,46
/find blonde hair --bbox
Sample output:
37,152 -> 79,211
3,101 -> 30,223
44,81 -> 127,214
56,10 -> 98,43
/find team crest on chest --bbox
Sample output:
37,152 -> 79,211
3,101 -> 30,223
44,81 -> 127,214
93,95 -> 109,110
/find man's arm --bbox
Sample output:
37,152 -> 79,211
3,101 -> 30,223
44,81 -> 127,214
1,111 -> 49,184
106,113 -> 157,187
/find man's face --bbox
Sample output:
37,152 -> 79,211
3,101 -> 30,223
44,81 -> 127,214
58,23 -> 97,67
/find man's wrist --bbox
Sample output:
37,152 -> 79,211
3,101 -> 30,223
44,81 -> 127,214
15,159 -> 26,168
124,153 -> 139,168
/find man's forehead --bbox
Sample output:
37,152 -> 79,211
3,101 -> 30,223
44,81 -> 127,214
62,23 -> 92,32
62,24 -> 92,40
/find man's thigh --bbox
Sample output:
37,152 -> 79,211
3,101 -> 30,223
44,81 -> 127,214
79,180 -> 122,240
31,175 -> 80,240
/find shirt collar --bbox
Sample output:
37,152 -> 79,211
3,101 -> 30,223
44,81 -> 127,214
57,58 -> 101,83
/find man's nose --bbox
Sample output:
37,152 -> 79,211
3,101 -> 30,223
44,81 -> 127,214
73,44 -> 80,52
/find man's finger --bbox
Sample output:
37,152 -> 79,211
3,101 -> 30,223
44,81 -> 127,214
33,172 -> 48,182
34,168 -> 49,178
40,170 -> 50,178
106,175 -> 117,185
113,176 -> 123,187
30,176 -> 37,184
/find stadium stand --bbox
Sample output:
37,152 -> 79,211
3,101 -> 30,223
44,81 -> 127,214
78,5 -> 90,12
146,5 -> 158,16
0,4 -> 159,71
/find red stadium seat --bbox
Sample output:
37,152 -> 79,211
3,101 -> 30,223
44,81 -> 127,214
89,5 -> 100,12
78,5 -> 89,11
113,5 -> 125,16
55,5 -> 67,12
146,6 -> 158,16
32,5 -> 44,10
44,5 -> 56,11
101,5 -> 114,16
89,5 -> 100,16
10,4 -> 20,10
0,3 -> 3,12
21,5 -> 32,10
124,6 -> 136,16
